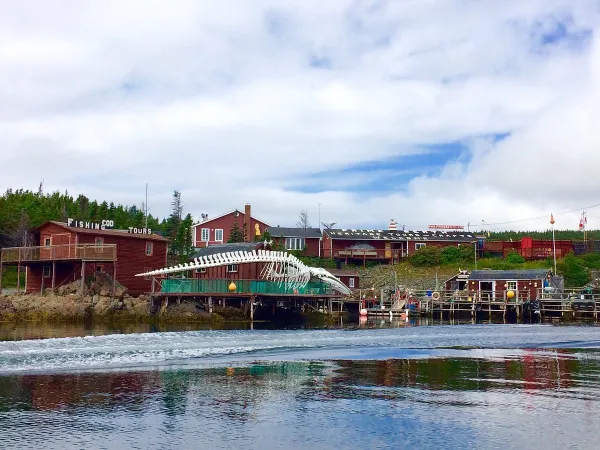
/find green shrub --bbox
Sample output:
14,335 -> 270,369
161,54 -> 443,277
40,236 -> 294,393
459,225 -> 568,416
558,254 -> 590,287
505,251 -> 525,264
409,246 -> 442,267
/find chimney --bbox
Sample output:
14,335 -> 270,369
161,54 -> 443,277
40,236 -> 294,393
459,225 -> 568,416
389,219 -> 397,231
244,203 -> 251,241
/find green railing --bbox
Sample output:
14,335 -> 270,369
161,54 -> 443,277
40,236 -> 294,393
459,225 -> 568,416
161,278 -> 334,296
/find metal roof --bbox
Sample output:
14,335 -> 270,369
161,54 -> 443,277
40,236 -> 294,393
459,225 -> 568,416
468,269 -> 551,281
266,227 -> 322,238
324,228 -> 477,242
192,242 -> 265,258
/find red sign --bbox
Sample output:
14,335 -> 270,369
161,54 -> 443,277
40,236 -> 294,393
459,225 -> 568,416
428,224 -> 465,230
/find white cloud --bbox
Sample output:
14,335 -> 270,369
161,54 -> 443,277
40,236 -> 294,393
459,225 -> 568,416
0,0 -> 599,231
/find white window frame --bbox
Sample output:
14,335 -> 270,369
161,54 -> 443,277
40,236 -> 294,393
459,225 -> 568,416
285,237 -> 304,251
226,264 -> 238,273
145,242 -> 153,256
349,277 -> 355,288
196,268 -> 207,274
201,228 -> 210,242
44,237 -> 52,247
415,243 -> 426,250
215,229 -> 224,242
506,281 -> 517,291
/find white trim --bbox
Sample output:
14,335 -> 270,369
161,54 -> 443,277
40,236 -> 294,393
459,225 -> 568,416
415,242 -> 426,250
215,229 -> 224,242
226,264 -> 238,273
201,228 -> 210,242
193,226 -> 197,246
349,277 -> 355,288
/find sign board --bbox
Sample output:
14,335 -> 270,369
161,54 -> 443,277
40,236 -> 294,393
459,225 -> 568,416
428,224 -> 465,230
128,227 -> 152,235
67,218 -> 114,230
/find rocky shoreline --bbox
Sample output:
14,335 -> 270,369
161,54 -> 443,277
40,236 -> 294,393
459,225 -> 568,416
0,275 -> 242,324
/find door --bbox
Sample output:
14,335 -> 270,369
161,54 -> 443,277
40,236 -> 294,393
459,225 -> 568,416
479,281 -> 494,301
384,242 -> 391,259
52,233 -> 72,259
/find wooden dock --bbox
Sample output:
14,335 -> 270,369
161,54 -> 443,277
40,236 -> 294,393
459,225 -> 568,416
398,288 -> 600,321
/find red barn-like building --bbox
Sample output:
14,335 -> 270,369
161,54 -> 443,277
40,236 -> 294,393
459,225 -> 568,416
192,204 -> 270,248
0,221 -> 169,295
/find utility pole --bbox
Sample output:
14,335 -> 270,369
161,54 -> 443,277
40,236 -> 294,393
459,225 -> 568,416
145,183 -> 149,229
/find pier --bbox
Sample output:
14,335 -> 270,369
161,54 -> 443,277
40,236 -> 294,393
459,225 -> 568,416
388,288 -> 600,321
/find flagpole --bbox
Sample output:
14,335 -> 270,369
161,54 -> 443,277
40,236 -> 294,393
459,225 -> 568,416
550,213 -> 557,275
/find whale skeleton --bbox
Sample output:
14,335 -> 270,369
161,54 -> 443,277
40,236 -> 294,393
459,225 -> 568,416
135,250 -> 352,295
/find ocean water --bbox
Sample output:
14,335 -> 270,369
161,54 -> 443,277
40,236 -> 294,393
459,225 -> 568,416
1,322 -> 599,449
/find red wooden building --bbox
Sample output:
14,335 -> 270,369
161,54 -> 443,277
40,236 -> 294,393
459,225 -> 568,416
0,221 -> 168,295
322,228 -> 478,265
265,226 -> 322,257
483,237 -> 573,259
192,204 -> 270,248
445,269 -> 563,302
327,268 -> 360,290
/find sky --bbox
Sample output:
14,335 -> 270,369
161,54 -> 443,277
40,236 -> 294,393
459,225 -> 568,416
1,0 -> 600,232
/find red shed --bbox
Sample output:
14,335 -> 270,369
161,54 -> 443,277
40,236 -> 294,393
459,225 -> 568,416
192,204 -> 270,248
326,268 -> 360,290
0,221 -> 168,295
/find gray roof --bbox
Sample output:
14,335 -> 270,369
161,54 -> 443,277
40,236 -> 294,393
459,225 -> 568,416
324,228 -> 477,242
192,242 -> 263,258
468,269 -> 551,281
266,227 -> 322,238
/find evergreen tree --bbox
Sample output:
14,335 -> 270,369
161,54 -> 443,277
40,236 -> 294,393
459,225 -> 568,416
228,222 -> 244,243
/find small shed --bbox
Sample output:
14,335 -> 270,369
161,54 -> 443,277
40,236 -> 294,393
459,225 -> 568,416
467,269 -> 562,301
445,269 -> 470,291
326,268 -> 360,290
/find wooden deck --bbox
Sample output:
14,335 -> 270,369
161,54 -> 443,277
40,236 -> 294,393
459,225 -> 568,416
0,244 -> 117,264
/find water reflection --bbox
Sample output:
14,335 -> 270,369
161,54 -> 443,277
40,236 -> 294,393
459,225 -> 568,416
1,351 -> 599,449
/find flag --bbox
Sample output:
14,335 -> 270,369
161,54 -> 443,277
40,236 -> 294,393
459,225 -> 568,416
550,213 -> 555,225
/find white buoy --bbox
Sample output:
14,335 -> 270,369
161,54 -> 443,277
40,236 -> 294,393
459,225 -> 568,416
360,308 -> 368,316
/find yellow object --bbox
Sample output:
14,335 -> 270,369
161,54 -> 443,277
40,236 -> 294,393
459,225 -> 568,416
507,290 -> 515,299
228,282 -> 237,292
255,223 -> 261,236
467,297 -> 472,302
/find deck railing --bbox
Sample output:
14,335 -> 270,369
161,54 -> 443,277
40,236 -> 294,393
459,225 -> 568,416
0,244 -> 117,263
334,248 -> 406,261
160,278 -> 335,296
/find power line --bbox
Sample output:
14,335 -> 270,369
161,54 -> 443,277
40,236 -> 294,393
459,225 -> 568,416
475,202 -> 600,228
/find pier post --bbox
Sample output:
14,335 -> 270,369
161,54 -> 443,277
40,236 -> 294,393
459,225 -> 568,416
80,261 -> 85,296
250,297 -> 255,321
208,296 -> 213,314
51,260 -> 56,291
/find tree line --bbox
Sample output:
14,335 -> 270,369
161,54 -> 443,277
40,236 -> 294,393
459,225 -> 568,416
0,188 -> 194,264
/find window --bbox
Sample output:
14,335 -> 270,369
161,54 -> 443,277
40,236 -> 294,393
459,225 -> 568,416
201,228 -> 210,241
226,264 -> 238,273
145,242 -> 153,256
143,267 -> 151,281
95,237 -> 104,246
285,237 -> 304,251
44,238 -> 51,247
415,243 -> 426,250
215,229 -> 224,242
43,266 -> 51,278
507,281 -> 517,291
349,277 -> 355,288
196,268 -> 207,274
96,264 -> 104,273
